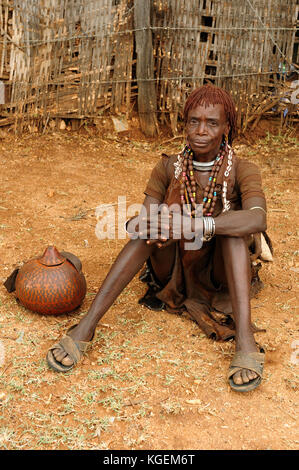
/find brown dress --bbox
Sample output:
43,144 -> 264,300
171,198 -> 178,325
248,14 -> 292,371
140,150 -> 268,341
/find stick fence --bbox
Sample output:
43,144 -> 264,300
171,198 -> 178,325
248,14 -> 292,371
0,0 -> 297,134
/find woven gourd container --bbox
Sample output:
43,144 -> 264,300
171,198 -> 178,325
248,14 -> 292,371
15,246 -> 87,315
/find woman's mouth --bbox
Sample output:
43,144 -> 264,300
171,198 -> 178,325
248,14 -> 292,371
193,140 -> 210,146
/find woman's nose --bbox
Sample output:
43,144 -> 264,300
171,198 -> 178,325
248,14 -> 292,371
195,121 -> 207,134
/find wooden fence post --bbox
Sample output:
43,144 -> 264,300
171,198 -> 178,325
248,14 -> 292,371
134,0 -> 158,137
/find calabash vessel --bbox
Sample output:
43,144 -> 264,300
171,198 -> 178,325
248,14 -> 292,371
14,246 -> 87,315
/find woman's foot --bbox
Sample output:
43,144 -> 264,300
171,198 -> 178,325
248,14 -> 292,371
231,334 -> 259,385
51,322 -> 94,367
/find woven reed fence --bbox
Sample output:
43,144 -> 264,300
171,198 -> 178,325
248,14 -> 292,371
0,0 -> 297,134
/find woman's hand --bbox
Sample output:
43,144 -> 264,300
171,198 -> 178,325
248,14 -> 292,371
137,205 -> 175,248
137,205 -> 201,249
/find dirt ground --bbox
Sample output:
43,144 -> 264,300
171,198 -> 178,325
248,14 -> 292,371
0,118 -> 298,450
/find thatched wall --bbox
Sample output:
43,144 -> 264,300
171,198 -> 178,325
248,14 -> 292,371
0,0 -> 297,134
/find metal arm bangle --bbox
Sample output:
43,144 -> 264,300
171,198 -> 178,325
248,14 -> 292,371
249,206 -> 267,215
203,217 -> 216,242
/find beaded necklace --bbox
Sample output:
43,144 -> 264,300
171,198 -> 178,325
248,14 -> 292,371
179,143 -> 227,217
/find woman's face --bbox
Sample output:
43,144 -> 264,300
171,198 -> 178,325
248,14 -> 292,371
186,103 -> 230,161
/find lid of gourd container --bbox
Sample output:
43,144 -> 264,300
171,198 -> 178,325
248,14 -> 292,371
38,246 -> 65,266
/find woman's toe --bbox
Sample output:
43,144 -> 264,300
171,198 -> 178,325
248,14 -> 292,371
232,369 -> 259,386
247,370 -> 258,381
233,371 -> 243,384
52,348 -> 73,366
53,348 -> 66,361
241,370 -> 251,383
61,355 -> 74,366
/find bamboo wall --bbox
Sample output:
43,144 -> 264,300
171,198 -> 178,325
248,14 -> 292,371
0,0 -> 297,134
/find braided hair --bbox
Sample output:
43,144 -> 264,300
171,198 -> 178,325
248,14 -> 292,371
183,85 -> 237,145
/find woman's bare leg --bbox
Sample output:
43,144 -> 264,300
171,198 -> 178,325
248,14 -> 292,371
214,236 -> 259,385
53,238 -> 155,366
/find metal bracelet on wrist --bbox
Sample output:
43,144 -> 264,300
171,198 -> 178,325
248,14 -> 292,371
202,216 -> 216,242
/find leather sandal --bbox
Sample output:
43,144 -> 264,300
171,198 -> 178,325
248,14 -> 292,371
227,348 -> 265,392
46,324 -> 94,373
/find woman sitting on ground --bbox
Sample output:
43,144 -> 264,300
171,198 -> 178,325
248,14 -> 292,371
47,84 -> 270,393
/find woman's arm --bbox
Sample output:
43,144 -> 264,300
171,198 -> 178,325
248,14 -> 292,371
132,195 -> 267,246
214,196 -> 267,237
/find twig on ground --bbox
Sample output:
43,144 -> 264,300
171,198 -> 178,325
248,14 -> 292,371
0,361 -> 13,376
160,135 -> 184,145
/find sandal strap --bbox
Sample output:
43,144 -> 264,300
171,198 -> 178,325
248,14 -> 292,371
227,351 -> 265,380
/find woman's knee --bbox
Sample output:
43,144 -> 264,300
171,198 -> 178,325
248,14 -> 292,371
218,235 -> 248,251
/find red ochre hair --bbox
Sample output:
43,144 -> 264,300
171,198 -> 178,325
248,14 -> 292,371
183,84 -> 238,144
